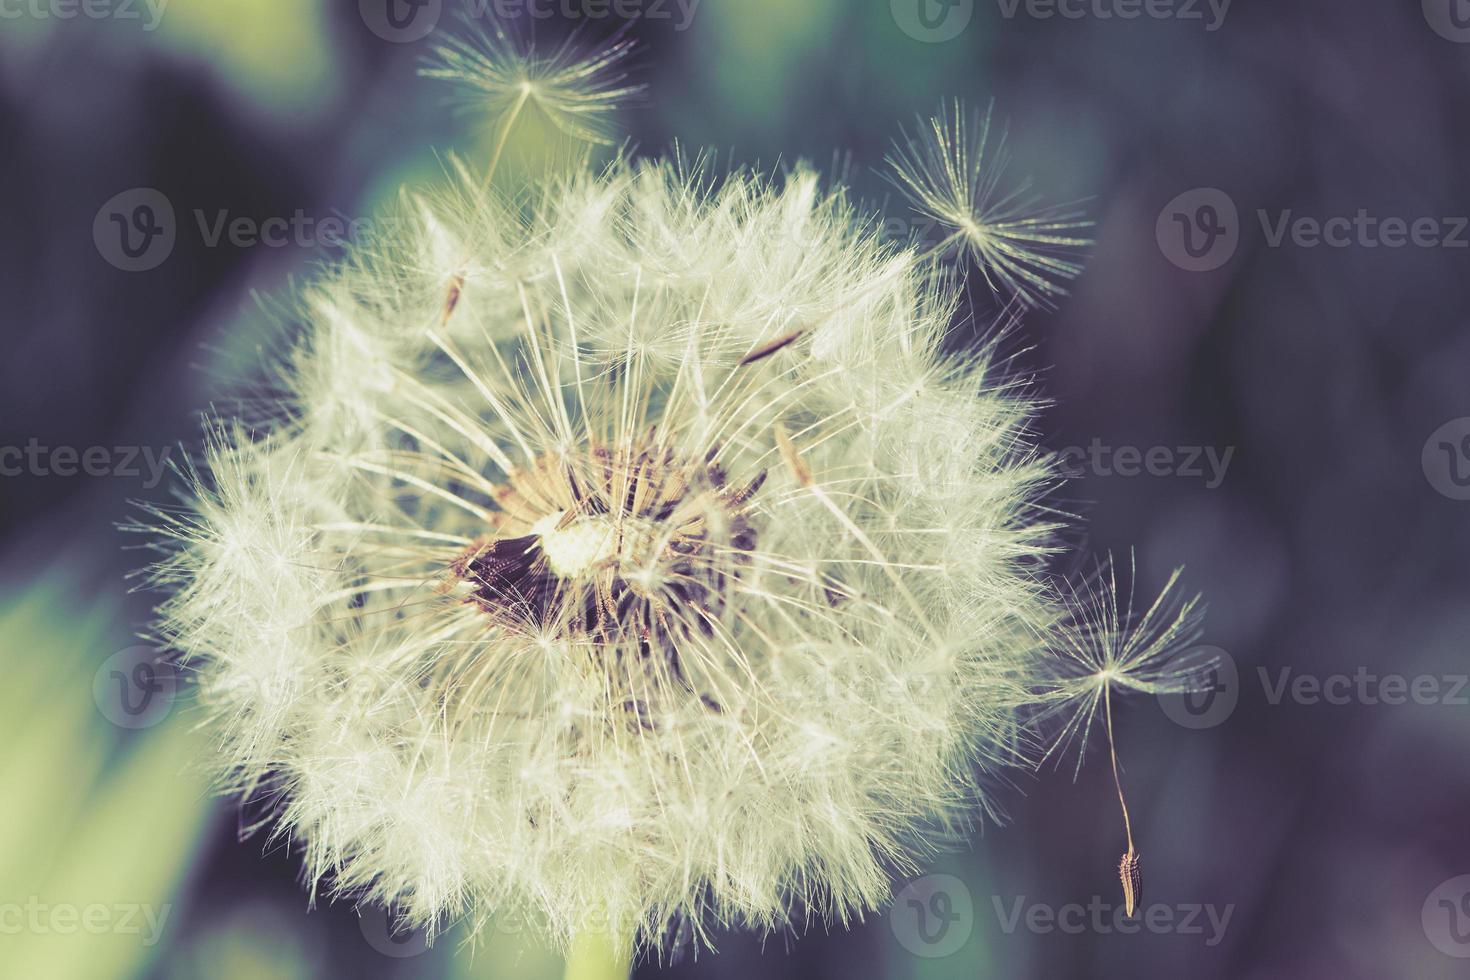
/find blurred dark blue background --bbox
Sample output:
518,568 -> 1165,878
3,1 -> 1470,977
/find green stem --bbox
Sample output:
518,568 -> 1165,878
563,930 -> 630,980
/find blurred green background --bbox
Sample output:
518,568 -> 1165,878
4,1 -> 1470,977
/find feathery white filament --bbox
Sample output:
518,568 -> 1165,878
136,58 -> 1199,959
887,100 -> 1092,308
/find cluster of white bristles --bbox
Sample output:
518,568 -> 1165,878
136,26 -> 1200,960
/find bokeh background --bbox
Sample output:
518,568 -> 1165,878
4,0 -> 1470,977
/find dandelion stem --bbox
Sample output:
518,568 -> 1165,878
563,929 -> 630,980
1104,684 -> 1134,855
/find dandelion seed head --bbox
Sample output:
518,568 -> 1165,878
136,49 -> 1192,960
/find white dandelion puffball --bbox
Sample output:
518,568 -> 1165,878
137,41 -> 1147,953
151,159 -> 1061,950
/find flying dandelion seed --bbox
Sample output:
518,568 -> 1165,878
132,29 -> 1201,967
1039,556 -> 1209,918
887,100 -> 1093,309
422,24 -> 645,148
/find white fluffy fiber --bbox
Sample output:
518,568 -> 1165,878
147,155 -> 1073,954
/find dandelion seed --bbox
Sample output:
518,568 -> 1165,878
1040,556 -> 1208,919
887,100 -> 1092,308
1118,846 -> 1142,919
423,24 -> 645,155
422,26 -> 645,358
